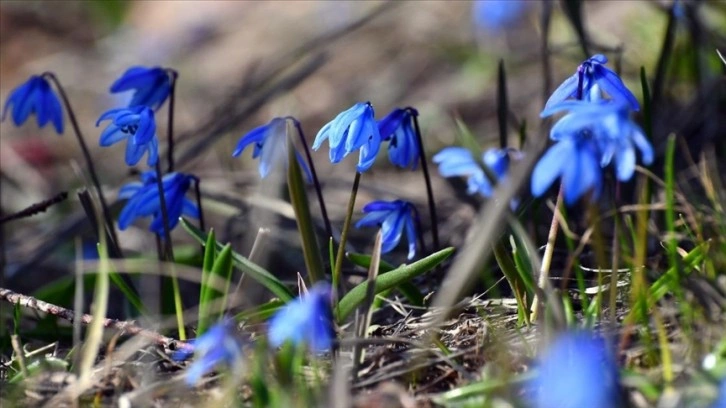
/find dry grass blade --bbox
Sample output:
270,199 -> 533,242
352,229 -> 382,380
427,135 -> 545,338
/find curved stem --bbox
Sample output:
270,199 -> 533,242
409,109 -> 439,252
289,118 -> 333,241
165,69 -> 178,173
153,162 -> 185,340
42,72 -> 121,257
333,172 -> 360,301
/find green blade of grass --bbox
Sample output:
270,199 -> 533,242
181,218 -> 294,302
197,228 -> 217,334
287,133 -> 325,284
345,252 -> 425,306
336,247 -> 454,322
198,242 -> 233,334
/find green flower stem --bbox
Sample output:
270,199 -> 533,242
410,110 -> 439,252
333,172 -> 361,299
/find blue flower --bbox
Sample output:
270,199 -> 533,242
714,379 -> 726,408
232,117 -> 312,181
118,171 -> 199,235
544,54 -> 640,112
268,283 -> 334,352
531,133 -> 603,205
2,75 -> 64,134
183,321 -> 244,385
472,0 -> 528,33
312,102 -> 381,172
534,332 -> 619,408
546,100 -> 653,180
433,147 -> 518,198
97,106 -> 159,166
109,66 -> 172,111
355,199 -> 418,260
377,108 -> 419,169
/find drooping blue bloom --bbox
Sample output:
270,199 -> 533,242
544,54 -> 640,112
109,66 -> 172,111
355,199 -> 418,260
534,332 -> 620,408
312,102 -> 381,172
183,320 -> 244,386
543,99 -> 653,181
2,75 -> 64,134
531,133 -> 603,205
97,106 -> 159,166
118,171 -> 199,235
268,283 -> 334,352
433,147 -> 518,198
472,0 -> 528,33
232,117 -> 312,181
378,108 -> 419,170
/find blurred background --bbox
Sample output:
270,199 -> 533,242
1,1 -> 724,308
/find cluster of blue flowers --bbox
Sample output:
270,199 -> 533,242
533,54 -> 653,205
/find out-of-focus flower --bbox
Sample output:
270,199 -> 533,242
713,379 -> 726,408
377,108 -> 419,170
183,321 -> 244,386
232,117 -> 312,181
109,66 -> 172,111
531,133 -> 602,205
2,75 -> 64,134
472,0 -> 528,33
534,332 -> 619,408
433,147 -> 519,198
268,283 -> 334,352
543,100 -> 653,181
97,106 -> 159,166
312,102 -> 381,172
118,171 -> 198,235
544,54 -> 640,112
355,199 -> 418,260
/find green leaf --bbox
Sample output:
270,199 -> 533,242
493,240 -> 529,325
181,218 -> 294,302
197,229 -> 217,334
336,247 -> 454,322
235,299 -> 286,322
346,252 -> 424,306
287,134 -> 325,284
199,241 -> 233,334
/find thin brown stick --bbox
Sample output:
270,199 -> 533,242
0,287 -> 193,352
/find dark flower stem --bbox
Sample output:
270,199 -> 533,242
289,118 -> 333,241
42,72 -> 121,257
411,205 -> 428,257
333,172 -> 361,300
165,69 -> 179,173
192,176 -> 206,234
409,109 -> 439,252
153,162 -> 174,261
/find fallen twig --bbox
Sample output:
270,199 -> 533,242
0,287 -> 193,353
